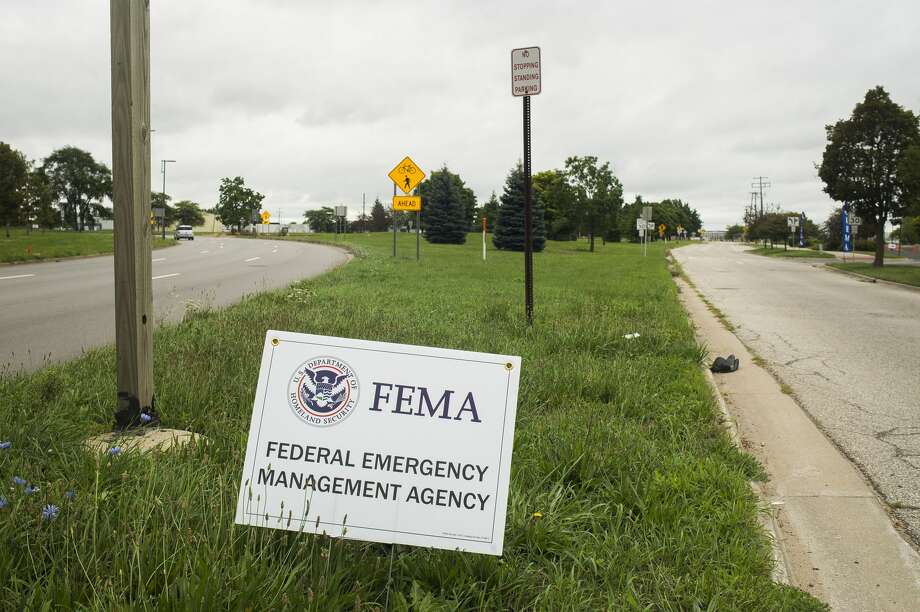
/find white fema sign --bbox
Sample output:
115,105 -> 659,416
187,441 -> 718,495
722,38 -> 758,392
511,47 -> 541,96
236,331 -> 522,556
334,205 -> 347,217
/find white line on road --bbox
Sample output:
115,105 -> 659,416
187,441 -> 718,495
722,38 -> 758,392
0,274 -> 35,281
152,273 -> 181,280
199,250 -> 209,254
245,256 -> 261,263
152,257 -> 166,262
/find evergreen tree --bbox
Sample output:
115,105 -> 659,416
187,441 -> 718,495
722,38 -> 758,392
493,162 -> 546,252
474,191 -> 500,232
421,167 -> 467,244
369,198 -> 391,231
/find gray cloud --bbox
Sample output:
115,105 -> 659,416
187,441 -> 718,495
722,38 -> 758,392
2,0 -> 919,229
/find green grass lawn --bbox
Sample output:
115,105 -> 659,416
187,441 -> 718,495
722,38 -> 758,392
0,228 -> 174,263
827,262 -> 920,287
0,234 -> 823,610
748,246 -> 834,258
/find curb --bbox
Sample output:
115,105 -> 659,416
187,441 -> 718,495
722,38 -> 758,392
677,271 -> 793,586
823,264 -> 920,293
703,367 -> 791,585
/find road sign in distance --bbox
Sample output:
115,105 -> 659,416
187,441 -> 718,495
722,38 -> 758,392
850,216 -> 862,225
393,196 -> 421,212
641,206 -> 653,221
388,156 -> 425,195
636,218 -> 645,230
511,47 -> 541,97
260,210 -> 271,224
647,221 -> 655,230
152,207 -> 165,219
334,206 -> 348,218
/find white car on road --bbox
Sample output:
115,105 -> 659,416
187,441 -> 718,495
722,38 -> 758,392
174,225 -> 195,240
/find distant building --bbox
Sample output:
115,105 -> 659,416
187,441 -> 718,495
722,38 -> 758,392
703,230 -> 727,241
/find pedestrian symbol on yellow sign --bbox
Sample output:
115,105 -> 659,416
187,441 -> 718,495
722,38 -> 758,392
388,156 -> 425,194
260,211 -> 271,224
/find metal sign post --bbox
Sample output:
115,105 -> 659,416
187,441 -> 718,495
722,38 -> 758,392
387,156 -> 426,259
482,216 -> 487,261
512,46 -> 541,325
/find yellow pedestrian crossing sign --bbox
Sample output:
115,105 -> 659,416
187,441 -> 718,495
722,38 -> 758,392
388,156 -> 425,194
260,210 -> 271,224
392,196 -> 422,212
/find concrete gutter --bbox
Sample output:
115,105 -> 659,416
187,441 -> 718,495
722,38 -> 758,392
674,275 -> 920,611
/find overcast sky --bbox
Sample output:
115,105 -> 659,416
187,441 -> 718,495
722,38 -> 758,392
2,1 -> 919,229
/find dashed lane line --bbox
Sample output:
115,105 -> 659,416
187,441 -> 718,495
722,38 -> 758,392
152,273 -> 181,280
0,274 -> 36,281
152,257 -> 166,262
245,256 -> 261,263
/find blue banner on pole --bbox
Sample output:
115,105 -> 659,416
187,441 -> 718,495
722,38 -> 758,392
842,208 -> 851,252
798,212 -> 805,247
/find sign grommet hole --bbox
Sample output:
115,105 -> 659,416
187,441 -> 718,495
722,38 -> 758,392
505,362 -> 513,370
271,338 -> 279,346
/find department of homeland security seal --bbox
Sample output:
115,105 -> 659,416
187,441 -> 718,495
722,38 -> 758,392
288,356 -> 359,427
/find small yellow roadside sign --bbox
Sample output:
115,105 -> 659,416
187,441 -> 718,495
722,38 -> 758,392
658,223 -> 666,233
261,210 -> 271,224
388,156 -> 425,194
392,195 -> 422,212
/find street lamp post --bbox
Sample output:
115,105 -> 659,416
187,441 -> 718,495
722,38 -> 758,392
160,159 -> 176,239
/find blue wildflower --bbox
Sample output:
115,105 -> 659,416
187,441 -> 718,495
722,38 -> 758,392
25,485 -> 39,495
13,476 -> 27,487
64,490 -> 76,501
0,497 -> 7,509
108,447 -> 122,456
0,441 -> 11,449
41,504 -> 60,522
140,413 -> 152,424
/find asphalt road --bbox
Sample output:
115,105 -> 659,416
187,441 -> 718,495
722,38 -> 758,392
0,237 -> 348,372
674,242 -> 920,545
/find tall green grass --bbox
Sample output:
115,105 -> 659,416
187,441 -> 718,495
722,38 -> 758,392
0,234 -> 824,610
0,228 -> 173,263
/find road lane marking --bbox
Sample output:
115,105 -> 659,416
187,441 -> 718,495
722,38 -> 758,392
0,274 -> 35,281
152,257 -> 166,262
199,250 -> 209,254
245,256 -> 261,263
152,273 -> 181,280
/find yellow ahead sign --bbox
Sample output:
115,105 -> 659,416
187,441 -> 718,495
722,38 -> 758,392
388,156 -> 425,194
261,210 -> 271,224
392,196 -> 422,212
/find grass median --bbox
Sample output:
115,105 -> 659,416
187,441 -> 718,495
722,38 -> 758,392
747,246 -> 834,258
827,261 -> 920,287
0,228 -> 174,264
0,233 -> 824,609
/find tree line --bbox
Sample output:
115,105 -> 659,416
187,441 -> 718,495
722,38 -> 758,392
0,143 -> 211,235
333,156 -> 701,253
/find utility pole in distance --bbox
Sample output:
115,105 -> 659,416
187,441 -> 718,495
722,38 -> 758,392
160,159 -> 175,239
111,0 -> 157,429
752,177 -> 771,218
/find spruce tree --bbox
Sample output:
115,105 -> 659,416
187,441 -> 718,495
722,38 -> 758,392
369,198 -> 391,231
493,163 -> 546,252
421,167 -> 467,244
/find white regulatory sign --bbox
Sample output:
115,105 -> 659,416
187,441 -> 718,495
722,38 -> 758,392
236,331 -> 522,556
511,46 -> 541,96
636,218 -> 645,230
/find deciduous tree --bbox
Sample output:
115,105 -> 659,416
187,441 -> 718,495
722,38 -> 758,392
563,156 -> 623,251
42,146 -> 111,231
0,142 -> 28,236
303,207 -> 336,233
215,176 -> 265,233
818,86 -> 920,266
173,200 -> 205,226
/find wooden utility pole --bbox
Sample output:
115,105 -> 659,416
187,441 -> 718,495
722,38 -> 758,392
111,0 -> 155,429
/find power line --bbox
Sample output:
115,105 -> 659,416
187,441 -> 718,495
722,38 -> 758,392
751,177 -> 771,218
